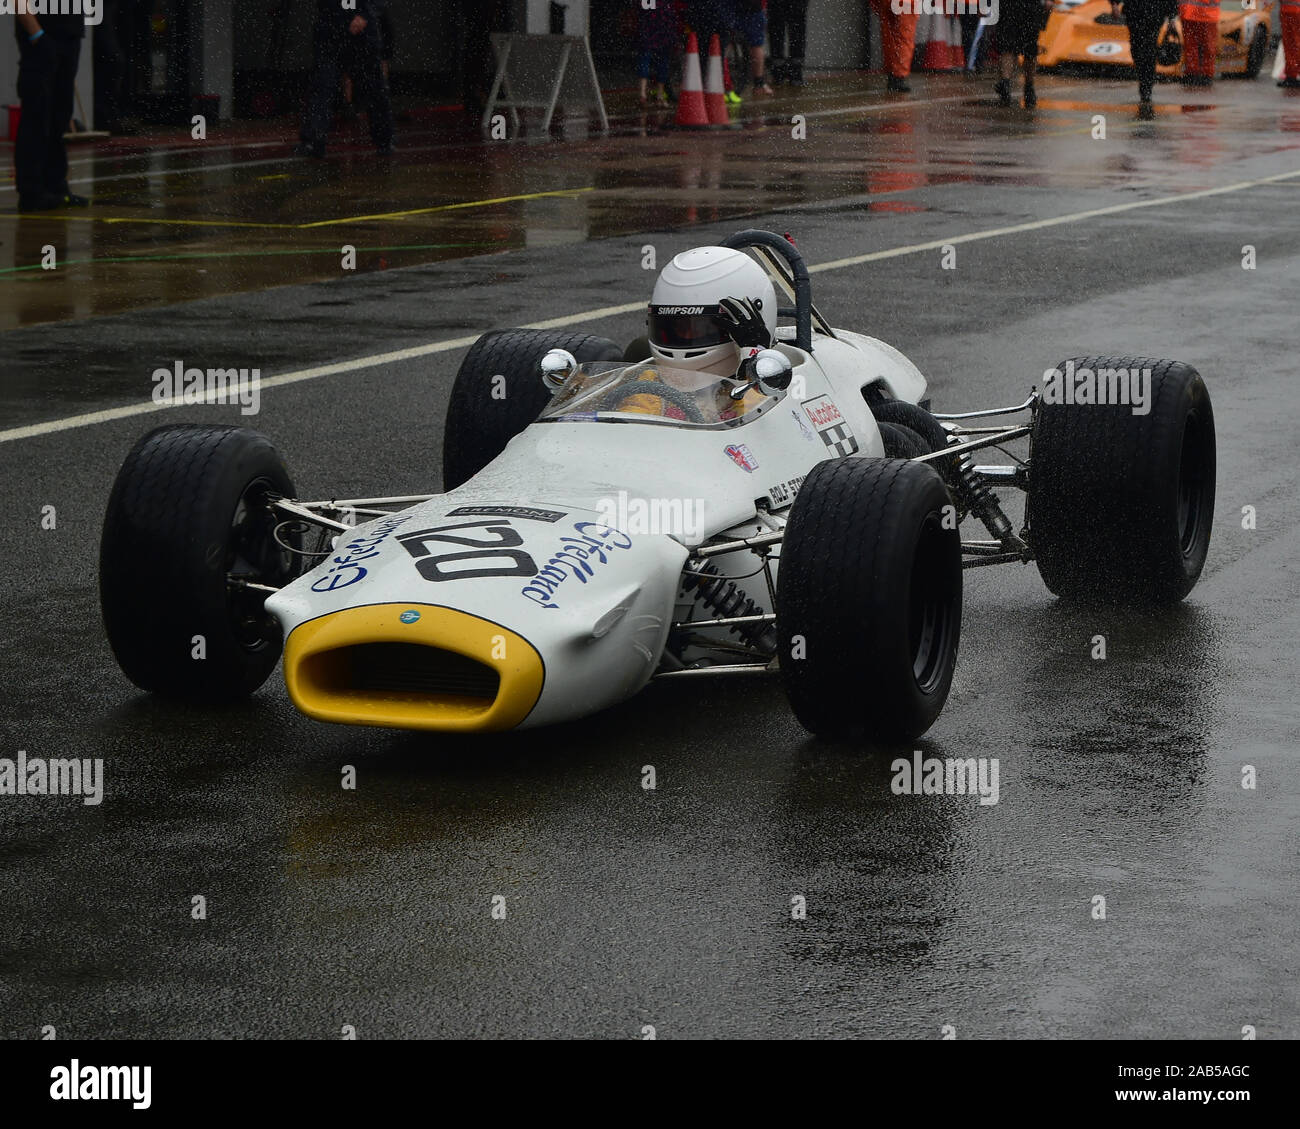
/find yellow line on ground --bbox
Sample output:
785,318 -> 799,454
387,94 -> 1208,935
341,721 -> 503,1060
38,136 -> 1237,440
2,186 -> 599,231
296,187 -> 597,227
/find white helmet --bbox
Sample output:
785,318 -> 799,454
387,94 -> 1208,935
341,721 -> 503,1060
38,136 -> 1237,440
648,247 -> 778,372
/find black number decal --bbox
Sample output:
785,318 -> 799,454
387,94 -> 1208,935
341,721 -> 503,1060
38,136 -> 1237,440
399,520 -> 537,582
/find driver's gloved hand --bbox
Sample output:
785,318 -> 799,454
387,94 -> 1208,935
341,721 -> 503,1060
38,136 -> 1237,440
717,296 -> 772,350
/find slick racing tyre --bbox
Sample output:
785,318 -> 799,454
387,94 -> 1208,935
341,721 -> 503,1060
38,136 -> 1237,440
877,420 -> 930,460
442,329 -> 624,490
100,424 -> 298,700
776,458 -> 962,741
872,398 -> 950,456
1028,356 -> 1215,605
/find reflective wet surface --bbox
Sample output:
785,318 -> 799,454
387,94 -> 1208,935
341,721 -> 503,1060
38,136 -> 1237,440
1,68 -> 1298,1038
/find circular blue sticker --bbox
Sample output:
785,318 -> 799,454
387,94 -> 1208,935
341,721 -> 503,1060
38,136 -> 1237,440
398,609 -> 421,625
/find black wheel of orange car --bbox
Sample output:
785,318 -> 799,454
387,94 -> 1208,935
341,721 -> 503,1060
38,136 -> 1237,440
99,424 -> 298,699
1027,356 -> 1216,605
442,329 -> 624,490
1245,25 -> 1268,79
776,458 -> 962,741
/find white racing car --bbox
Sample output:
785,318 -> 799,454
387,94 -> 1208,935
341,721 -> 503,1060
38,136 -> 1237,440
99,230 -> 1216,740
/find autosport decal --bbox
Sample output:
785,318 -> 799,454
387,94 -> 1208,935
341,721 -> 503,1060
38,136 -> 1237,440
309,514 -> 412,593
447,505 -> 567,523
520,522 -> 634,609
801,395 -> 859,457
724,443 -> 759,473
767,473 -> 806,509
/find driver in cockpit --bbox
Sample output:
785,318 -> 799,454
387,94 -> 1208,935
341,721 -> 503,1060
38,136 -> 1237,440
621,246 -> 779,421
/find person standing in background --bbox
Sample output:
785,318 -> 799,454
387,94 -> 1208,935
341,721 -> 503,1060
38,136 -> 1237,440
11,5 -> 90,211
1280,0 -> 1300,88
1179,0 -> 1220,86
769,0 -> 809,86
637,0 -> 681,105
1112,0 -> 1177,114
993,0 -> 1053,108
296,0 -> 394,158
870,0 -> 918,93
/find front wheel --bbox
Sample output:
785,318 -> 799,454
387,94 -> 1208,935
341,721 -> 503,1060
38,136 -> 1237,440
99,424 -> 298,700
776,458 -> 962,741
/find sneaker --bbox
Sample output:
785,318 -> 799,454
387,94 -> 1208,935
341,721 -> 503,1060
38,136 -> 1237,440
1278,76 -> 1300,88
886,76 -> 912,93
725,90 -> 742,105
62,192 -> 90,206
994,78 -> 1012,106
754,82 -> 775,97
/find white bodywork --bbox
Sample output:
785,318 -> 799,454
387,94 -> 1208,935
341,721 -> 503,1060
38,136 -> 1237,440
266,329 -> 927,730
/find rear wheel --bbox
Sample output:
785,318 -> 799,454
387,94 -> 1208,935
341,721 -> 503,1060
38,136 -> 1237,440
442,329 -> 623,490
99,424 -> 298,699
776,458 -> 962,741
877,420 -> 929,460
1028,356 -> 1215,605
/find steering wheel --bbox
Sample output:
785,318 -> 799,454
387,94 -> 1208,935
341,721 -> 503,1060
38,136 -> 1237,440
595,380 -> 708,424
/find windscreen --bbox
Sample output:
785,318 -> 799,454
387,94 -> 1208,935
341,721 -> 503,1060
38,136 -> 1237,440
537,361 -> 774,428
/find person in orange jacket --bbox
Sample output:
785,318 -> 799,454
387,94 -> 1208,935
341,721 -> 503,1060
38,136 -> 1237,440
871,0 -> 919,93
1179,0 -> 1219,86
1279,0 -> 1300,88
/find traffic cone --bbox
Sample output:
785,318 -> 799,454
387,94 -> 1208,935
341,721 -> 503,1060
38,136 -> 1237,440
673,32 -> 712,129
915,12 -> 965,72
705,35 -> 730,124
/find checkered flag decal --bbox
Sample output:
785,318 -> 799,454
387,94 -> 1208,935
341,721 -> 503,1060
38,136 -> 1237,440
820,421 -> 859,457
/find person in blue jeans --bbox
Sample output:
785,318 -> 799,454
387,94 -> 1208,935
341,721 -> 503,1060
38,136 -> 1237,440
296,0 -> 394,158
12,6 -> 89,211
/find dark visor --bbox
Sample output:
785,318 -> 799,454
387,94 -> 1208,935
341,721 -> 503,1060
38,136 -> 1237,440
648,304 -> 725,349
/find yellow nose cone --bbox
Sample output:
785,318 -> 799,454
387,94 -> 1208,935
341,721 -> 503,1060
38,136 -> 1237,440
283,604 -> 544,732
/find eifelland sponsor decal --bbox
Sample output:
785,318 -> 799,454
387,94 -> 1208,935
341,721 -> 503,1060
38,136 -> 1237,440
309,514 -> 411,593
520,521 -> 634,609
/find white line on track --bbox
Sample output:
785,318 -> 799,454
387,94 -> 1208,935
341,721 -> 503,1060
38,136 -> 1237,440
2,166 -> 1298,447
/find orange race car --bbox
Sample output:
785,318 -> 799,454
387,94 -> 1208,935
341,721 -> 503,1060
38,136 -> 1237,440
1037,0 -> 1274,78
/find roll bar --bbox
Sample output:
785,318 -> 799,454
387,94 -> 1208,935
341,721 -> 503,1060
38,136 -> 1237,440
718,230 -> 814,352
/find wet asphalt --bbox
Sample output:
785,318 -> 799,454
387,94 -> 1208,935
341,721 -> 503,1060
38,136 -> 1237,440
1,72 -> 1298,1038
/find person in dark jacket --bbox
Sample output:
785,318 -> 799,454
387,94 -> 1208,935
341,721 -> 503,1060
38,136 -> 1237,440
1112,0 -> 1179,114
11,5 -> 89,211
296,0 -> 394,157
993,0 -> 1053,108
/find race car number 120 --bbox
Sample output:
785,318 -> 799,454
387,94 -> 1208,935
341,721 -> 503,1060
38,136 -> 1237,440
397,519 -> 537,582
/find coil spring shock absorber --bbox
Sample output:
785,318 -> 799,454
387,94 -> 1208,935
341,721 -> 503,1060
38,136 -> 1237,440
684,560 -> 778,654
949,451 -> 1026,553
